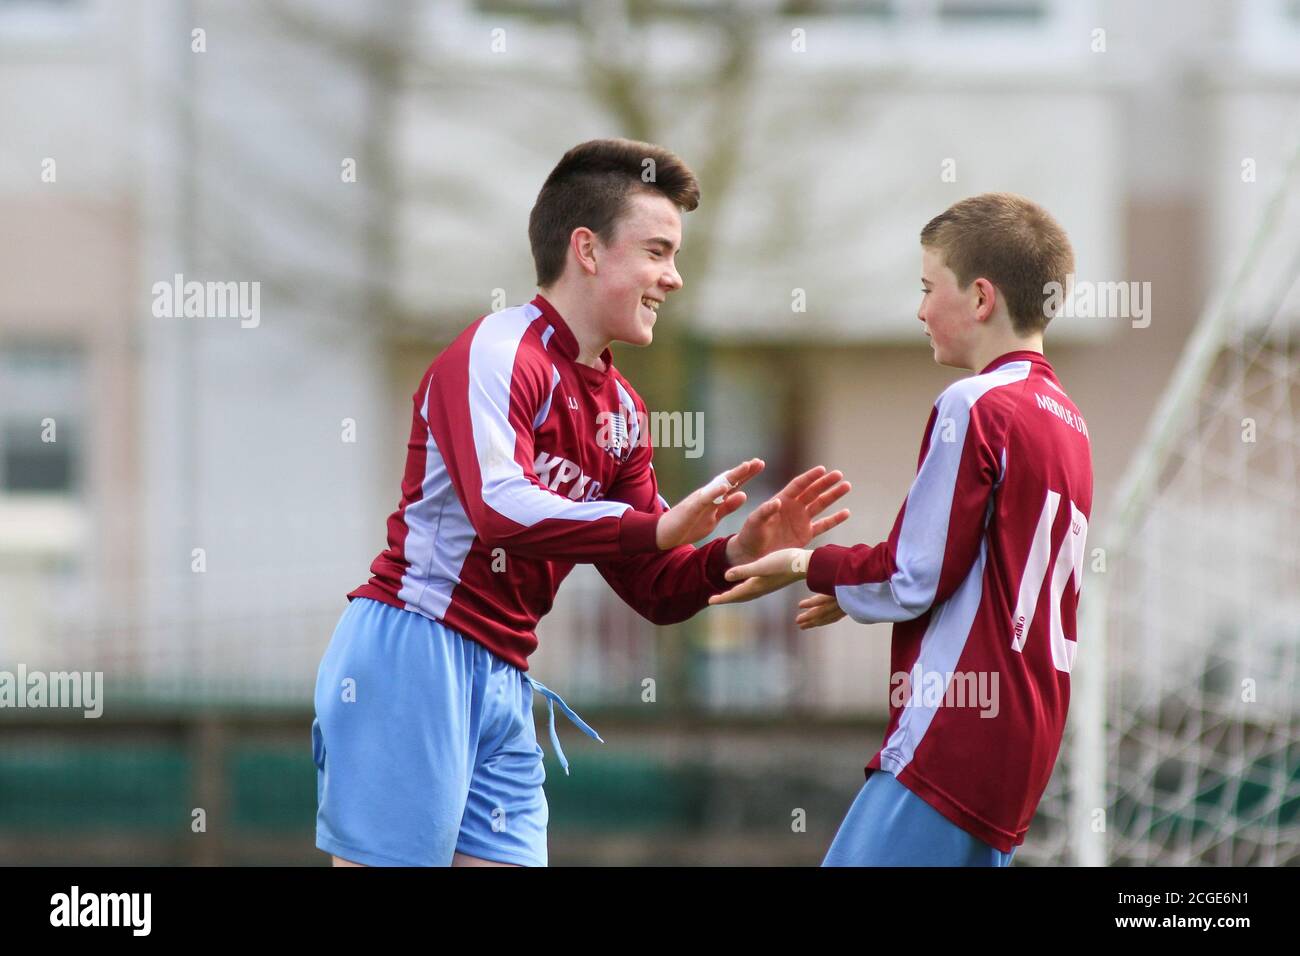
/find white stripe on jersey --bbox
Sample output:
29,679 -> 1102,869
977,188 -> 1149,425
1011,491 -> 1060,653
1048,500 -> 1087,673
878,536 -> 989,775
398,375 -> 478,618
467,304 -> 630,528
532,366 -> 561,430
614,379 -> 641,449
835,361 -> 1032,624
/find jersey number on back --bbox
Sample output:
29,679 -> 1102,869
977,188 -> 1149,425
1011,490 -> 1088,673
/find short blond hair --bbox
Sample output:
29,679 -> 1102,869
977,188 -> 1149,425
920,193 -> 1075,335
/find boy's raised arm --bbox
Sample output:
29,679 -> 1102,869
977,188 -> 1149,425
592,431 -> 734,625
597,427 -> 850,624
710,385 -> 999,620
428,321 -> 762,564
427,327 -> 659,562
804,388 -> 1001,623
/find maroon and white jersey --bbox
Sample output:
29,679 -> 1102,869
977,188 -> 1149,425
806,350 -> 1093,852
350,294 -> 732,670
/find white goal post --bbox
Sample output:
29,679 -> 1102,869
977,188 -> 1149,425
1068,125 -> 1300,866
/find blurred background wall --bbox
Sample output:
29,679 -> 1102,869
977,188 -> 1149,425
0,0 -> 1297,865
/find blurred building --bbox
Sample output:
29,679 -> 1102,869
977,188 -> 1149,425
2,0 -> 1298,863
7,0 -> 1300,712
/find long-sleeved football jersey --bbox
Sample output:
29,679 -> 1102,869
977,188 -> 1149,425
806,350 -> 1094,852
349,294 -> 733,670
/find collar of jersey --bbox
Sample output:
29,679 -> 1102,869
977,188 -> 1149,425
531,294 -> 615,385
980,349 -> 1052,375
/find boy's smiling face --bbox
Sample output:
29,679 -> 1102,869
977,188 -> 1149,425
919,245 -> 982,370
590,190 -> 684,348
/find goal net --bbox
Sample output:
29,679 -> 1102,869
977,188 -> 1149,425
1033,132 -> 1300,867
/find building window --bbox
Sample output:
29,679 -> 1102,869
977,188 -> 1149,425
0,343 -> 84,496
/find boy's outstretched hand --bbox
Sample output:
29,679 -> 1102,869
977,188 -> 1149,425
724,466 -> 851,568
795,593 -> 847,630
709,546 -> 812,606
655,458 -> 765,550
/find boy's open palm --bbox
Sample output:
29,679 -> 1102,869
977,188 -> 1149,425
726,466 -> 851,567
655,458 -> 765,550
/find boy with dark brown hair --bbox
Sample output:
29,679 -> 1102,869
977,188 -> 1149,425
313,138 -> 851,867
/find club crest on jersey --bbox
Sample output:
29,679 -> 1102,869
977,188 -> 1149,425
595,403 -> 642,465
606,410 -> 632,462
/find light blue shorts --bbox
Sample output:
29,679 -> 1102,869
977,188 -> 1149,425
822,770 -> 1017,867
312,597 -> 596,867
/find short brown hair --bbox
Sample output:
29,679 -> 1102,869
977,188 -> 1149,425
528,138 -> 701,287
920,193 -> 1074,335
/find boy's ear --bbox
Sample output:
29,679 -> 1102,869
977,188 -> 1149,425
570,227 -> 599,277
972,277 -> 998,323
